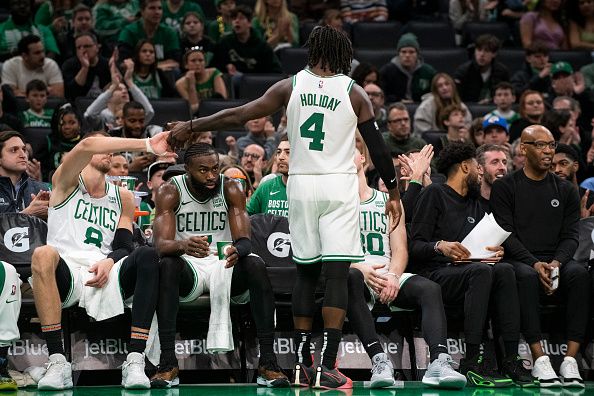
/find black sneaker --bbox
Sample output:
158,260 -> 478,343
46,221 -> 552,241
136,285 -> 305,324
460,354 -> 514,388
257,358 -> 290,388
293,362 -> 315,387
501,355 -> 539,387
312,364 -> 353,389
0,357 -> 17,391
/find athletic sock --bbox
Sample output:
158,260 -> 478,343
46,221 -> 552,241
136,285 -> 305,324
504,341 -> 518,358
42,323 -> 65,356
0,346 -> 8,359
129,328 -> 149,354
321,328 -> 342,368
258,331 -> 275,362
429,343 -> 448,362
465,343 -> 481,361
159,330 -> 177,367
365,340 -> 384,359
294,330 -> 312,366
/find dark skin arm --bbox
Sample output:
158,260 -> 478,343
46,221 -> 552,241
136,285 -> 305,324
153,182 -> 210,258
222,178 -> 251,268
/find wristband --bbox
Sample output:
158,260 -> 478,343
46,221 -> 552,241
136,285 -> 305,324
233,237 -> 251,258
409,179 -> 422,185
145,138 -> 155,154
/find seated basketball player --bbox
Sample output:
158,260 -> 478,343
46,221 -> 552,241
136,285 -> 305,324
151,143 -> 289,388
31,131 -> 171,390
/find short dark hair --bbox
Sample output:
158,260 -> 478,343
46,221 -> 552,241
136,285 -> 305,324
74,31 -> 98,44
72,4 -> 91,18
436,141 -> 476,176
475,34 -> 500,52
494,81 -> 514,94
525,41 -> 550,56
17,34 -> 42,55
0,131 -> 25,155
25,79 -> 47,95
279,133 -> 288,142
139,0 -> 161,10
184,143 -> 219,164
123,101 -> 145,117
387,102 -> 409,114
231,5 -> 253,20
476,144 -> 507,167
555,143 -> 579,163
439,104 -> 465,129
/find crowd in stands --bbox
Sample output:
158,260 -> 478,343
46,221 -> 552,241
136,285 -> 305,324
2,0 -> 594,390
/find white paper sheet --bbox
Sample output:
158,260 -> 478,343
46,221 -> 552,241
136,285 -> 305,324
461,213 -> 511,259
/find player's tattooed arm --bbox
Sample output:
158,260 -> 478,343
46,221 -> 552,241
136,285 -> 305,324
222,177 -> 251,268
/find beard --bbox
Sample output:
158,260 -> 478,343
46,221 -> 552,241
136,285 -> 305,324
466,175 -> 482,200
189,174 -> 220,200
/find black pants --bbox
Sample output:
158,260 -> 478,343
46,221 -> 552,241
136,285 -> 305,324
347,268 -> 447,357
56,246 -> 160,330
512,260 -> 590,344
157,255 -> 276,352
425,262 -> 519,346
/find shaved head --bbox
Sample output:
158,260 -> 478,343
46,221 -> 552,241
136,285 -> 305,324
520,125 -> 554,142
520,124 -> 556,179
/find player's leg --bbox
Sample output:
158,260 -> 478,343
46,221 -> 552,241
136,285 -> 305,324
118,246 -> 160,389
394,275 -> 466,389
0,262 -> 21,391
31,246 -> 74,390
231,255 -> 289,387
151,255 -> 194,388
345,267 -> 395,388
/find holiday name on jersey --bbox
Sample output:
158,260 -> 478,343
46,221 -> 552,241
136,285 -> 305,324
74,199 -> 119,232
177,211 -> 227,233
299,93 -> 341,111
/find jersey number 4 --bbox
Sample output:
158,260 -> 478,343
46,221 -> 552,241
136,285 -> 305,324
300,112 -> 325,151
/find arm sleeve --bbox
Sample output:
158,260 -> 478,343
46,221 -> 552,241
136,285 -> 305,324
553,185 -> 580,264
129,83 -> 155,124
107,228 -> 134,262
490,179 -> 540,266
358,118 -> 397,190
402,183 -> 423,224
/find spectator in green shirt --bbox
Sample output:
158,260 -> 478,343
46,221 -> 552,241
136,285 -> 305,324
0,0 -> 60,61
93,0 -> 139,54
162,0 -> 205,34
118,0 -> 181,70
207,0 -> 236,42
131,39 -> 178,99
18,79 -> 54,128
247,135 -> 289,217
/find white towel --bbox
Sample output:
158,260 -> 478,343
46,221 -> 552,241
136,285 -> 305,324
206,261 -> 234,353
77,259 -> 125,321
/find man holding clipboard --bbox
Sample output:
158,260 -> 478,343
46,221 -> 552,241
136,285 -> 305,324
409,142 -> 535,387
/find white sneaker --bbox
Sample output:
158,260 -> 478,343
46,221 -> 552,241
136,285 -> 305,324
369,353 -> 395,388
422,353 -> 467,389
559,356 -> 584,388
121,352 -> 150,389
37,353 -> 73,390
532,356 -> 562,387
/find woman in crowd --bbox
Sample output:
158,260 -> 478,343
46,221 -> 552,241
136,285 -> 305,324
520,0 -> 568,49
542,109 -> 581,147
414,73 -> 472,136
43,104 -> 83,180
351,63 -> 379,87
180,11 -> 215,61
131,40 -> 178,99
509,90 -> 546,141
568,0 -> 594,49
252,0 -> 299,50
176,48 -> 228,115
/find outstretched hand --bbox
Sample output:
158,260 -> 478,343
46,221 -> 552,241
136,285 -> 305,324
149,131 -> 175,156
167,121 -> 193,150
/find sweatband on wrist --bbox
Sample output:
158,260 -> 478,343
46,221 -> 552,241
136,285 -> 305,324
108,228 -> 134,263
233,237 -> 251,258
145,138 -> 155,154
358,119 -> 398,190
409,179 -> 422,185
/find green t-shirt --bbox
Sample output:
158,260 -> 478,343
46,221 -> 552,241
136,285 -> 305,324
0,17 -> 60,57
206,18 -> 232,42
162,0 -> 205,34
19,108 -> 54,128
118,20 -> 180,61
133,72 -> 162,99
195,68 -> 222,99
93,0 -> 140,41
34,2 -> 74,26
247,175 -> 288,217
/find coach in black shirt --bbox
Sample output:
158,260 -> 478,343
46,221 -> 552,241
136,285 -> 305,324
491,125 -> 589,387
410,142 -> 532,387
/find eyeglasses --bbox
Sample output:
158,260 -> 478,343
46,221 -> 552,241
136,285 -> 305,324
388,118 -> 409,124
243,152 -> 261,160
523,141 -> 557,150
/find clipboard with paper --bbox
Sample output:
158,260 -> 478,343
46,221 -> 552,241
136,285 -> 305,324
460,213 -> 511,260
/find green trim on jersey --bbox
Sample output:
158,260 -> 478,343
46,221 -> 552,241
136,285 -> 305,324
115,184 -> 122,212
360,189 -> 377,205
179,257 -> 199,302
347,79 -> 355,93
304,69 -> 345,79
171,177 -> 183,213
292,75 -> 297,87
293,254 -> 322,264
53,185 -> 80,210
0,262 -> 5,295
60,266 -> 75,308
322,254 -> 364,262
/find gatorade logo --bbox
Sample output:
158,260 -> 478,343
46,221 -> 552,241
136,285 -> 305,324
4,227 -> 30,253
267,232 -> 291,258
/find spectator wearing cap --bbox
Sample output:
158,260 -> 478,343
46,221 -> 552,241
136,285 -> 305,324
511,42 -> 552,96
364,83 -> 388,129
382,103 -> 426,157
484,82 -> 519,126
138,160 -> 174,228
212,5 -> 282,75
548,62 -> 594,125
483,116 -> 510,149
207,0 -> 236,42
379,33 -> 436,103
1,35 -> 64,98
454,34 -> 510,104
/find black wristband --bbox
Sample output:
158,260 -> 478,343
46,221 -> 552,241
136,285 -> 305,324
233,237 -> 251,258
107,248 -> 128,263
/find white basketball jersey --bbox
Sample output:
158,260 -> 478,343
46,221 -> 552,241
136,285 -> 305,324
47,176 -> 122,264
170,174 -> 232,257
286,69 -> 358,175
359,189 -> 391,269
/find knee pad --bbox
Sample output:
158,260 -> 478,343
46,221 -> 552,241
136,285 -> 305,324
322,262 -> 350,310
